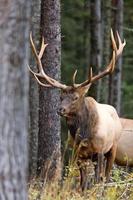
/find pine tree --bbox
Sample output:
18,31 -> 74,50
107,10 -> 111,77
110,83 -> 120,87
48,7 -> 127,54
90,0 -> 102,100
109,0 -> 124,114
37,0 -> 61,182
0,0 -> 31,198
29,0 -> 41,178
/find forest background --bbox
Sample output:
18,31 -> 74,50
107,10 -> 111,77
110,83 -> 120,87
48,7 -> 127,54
29,0 -> 133,195
0,0 -> 133,199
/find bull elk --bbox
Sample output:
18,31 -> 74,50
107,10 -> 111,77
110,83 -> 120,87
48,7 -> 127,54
28,30 -> 126,190
115,118 -> 133,166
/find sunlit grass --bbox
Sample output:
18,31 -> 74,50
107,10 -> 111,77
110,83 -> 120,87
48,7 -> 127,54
28,136 -> 133,199
28,135 -> 133,199
28,166 -> 133,200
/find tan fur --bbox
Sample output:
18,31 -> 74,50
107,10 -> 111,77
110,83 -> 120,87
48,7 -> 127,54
115,118 -> 133,166
120,118 -> 133,129
84,97 -> 122,154
59,87 -> 122,186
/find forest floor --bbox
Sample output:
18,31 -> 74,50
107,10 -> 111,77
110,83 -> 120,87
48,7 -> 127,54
28,167 -> 133,200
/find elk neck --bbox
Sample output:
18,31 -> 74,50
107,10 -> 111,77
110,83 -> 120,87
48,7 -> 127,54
66,97 -> 99,144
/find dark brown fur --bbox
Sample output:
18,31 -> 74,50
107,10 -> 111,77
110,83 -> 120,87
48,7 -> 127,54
66,97 -> 99,153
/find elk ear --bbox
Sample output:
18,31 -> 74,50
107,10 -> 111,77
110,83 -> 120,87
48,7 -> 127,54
79,83 -> 92,96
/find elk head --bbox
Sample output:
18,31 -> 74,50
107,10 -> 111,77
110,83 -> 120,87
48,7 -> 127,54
28,30 -> 126,117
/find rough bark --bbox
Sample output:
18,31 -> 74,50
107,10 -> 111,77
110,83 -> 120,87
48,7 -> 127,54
0,0 -> 30,199
83,0 -> 90,79
29,0 -> 40,178
101,0 -> 112,103
37,0 -> 61,182
90,0 -> 102,100
108,0 -> 123,114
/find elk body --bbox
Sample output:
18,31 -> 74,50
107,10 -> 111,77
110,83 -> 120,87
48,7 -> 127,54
115,118 -> 133,166
29,30 -> 125,190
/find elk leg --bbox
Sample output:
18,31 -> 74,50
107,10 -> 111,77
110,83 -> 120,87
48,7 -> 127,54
79,167 -> 88,191
77,159 -> 91,191
94,153 -> 104,183
105,144 -> 117,182
98,153 -> 105,181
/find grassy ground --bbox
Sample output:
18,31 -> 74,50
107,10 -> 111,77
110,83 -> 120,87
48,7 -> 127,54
28,137 -> 133,199
28,167 -> 133,200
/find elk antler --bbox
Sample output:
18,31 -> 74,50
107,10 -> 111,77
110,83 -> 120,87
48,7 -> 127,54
28,33 -> 68,89
73,29 -> 126,88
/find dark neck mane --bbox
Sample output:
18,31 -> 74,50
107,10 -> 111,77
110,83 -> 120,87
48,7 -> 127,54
66,97 -> 99,143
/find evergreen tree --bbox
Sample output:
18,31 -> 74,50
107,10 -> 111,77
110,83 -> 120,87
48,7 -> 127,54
108,0 -> 124,114
0,0 -> 31,198
37,0 -> 61,182
29,0 -> 41,178
90,0 -> 102,100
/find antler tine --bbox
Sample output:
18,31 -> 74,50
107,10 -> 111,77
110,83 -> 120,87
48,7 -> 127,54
116,31 -> 126,58
39,36 -> 48,59
75,29 -> 125,88
72,67 -> 93,88
27,63 -> 53,87
72,70 -> 77,87
30,32 -> 43,73
111,29 -> 117,51
33,74 -> 52,87
89,67 -> 93,82
111,29 -> 126,58
29,33 -> 68,89
105,50 -> 116,74
29,33 -> 55,86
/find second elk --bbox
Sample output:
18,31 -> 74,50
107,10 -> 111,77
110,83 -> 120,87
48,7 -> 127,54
115,118 -> 133,167
29,30 -> 126,190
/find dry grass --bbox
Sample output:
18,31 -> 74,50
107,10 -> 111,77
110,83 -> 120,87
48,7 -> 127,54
28,166 -> 133,200
28,137 -> 133,199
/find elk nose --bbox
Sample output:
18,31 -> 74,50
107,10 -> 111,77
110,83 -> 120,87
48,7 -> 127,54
58,107 -> 66,115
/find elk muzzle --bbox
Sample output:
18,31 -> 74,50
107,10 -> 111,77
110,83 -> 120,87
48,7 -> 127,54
57,107 -> 67,116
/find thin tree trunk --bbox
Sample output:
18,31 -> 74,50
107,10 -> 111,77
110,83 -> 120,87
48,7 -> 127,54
108,0 -> 123,114
37,0 -> 61,182
90,0 -> 102,100
29,0 -> 41,179
83,0 -> 90,79
101,0 -> 112,103
0,0 -> 31,199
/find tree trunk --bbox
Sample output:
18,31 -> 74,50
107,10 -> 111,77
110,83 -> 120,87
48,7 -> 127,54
37,0 -> 61,182
90,0 -> 102,100
101,0 -> 112,103
0,0 -> 30,199
108,0 -> 123,114
83,0 -> 90,79
29,0 -> 41,179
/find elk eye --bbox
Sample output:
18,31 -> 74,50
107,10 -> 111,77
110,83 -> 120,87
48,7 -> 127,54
73,95 -> 79,101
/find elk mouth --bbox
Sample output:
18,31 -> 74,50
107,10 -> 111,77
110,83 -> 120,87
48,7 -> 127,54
57,110 -> 64,116
57,109 -> 73,118
57,110 -> 68,117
